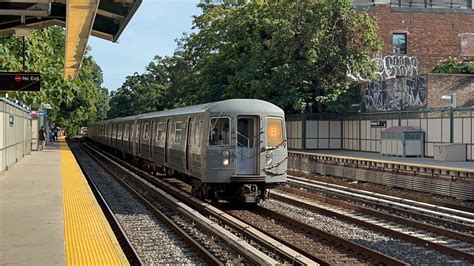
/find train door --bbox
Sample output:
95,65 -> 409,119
134,121 -> 140,156
150,120 -> 154,159
186,117 -> 194,172
137,121 -> 142,156
129,123 -> 133,152
236,116 -> 258,175
165,119 -> 171,164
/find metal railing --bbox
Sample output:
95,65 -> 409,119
390,0 -> 472,8
352,0 -> 473,9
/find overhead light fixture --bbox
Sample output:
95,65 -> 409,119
441,94 -> 457,108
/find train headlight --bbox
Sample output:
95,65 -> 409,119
222,150 -> 230,158
223,159 -> 229,166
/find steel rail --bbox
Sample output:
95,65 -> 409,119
272,188 -> 474,262
289,176 -> 474,224
81,144 -> 223,266
287,176 -> 474,234
239,206 -> 407,266
290,175 -> 474,220
277,185 -> 474,244
68,140 -> 143,265
85,142 -> 319,265
84,143 -> 281,265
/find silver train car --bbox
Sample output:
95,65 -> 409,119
88,99 -> 287,203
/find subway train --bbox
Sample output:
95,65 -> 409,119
87,99 -> 288,203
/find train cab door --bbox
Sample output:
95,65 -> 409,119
236,116 -> 258,175
186,118 -> 194,172
165,119 -> 171,164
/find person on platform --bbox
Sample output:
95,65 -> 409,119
52,127 -> 58,142
38,126 -> 46,151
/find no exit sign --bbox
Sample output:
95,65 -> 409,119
0,72 -> 41,91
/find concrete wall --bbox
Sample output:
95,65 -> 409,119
0,98 -> 32,172
287,107 -> 474,161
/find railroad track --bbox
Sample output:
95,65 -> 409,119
83,141 -> 408,265
277,175 -> 474,263
224,205 -> 405,265
71,140 -> 218,265
82,142 -> 318,265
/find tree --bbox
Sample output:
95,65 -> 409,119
108,56 -> 173,118
169,0 -> 381,112
433,58 -> 474,74
0,26 -> 109,135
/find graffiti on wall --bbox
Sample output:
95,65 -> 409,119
373,55 -> 419,79
357,55 -> 427,111
363,76 -> 427,111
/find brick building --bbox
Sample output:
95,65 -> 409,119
354,0 -> 474,73
352,0 -> 474,110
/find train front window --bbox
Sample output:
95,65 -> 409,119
267,117 -> 284,148
209,117 -> 230,146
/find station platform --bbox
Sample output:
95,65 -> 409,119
288,149 -> 474,200
291,149 -> 474,171
289,150 -> 474,174
0,138 -> 128,265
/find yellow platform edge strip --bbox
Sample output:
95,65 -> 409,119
60,138 -> 129,265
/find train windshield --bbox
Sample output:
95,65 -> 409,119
266,117 -> 284,148
209,117 -> 230,146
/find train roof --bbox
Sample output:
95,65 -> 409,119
139,99 -> 283,119
91,99 -> 283,125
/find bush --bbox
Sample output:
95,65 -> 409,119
432,58 -> 474,74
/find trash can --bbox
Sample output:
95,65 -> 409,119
434,143 -> 466,161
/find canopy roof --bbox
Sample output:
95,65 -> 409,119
0,0 -> 141,79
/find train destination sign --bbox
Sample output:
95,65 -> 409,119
0,72 -> 41,91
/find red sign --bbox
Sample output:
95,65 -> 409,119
14,75 -> 21,82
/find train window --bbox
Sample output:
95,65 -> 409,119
156,122 -> 164,146
267,117 -> 284,148
135,123 -> 139,143
118,123 -> 123,140
174,122 -> 182,144
195,120 -> 202,147
143,123 -> 149,140
111,124 -> 114,140
209,117 -> 230,146
123,123 -> 129,141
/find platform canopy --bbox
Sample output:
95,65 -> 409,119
0,0 -> 141,79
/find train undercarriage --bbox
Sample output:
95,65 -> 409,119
95,143 -> 271,204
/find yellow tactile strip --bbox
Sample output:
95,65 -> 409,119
60,138 -> 129,265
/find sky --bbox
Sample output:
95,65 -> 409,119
88,0 -> 202,91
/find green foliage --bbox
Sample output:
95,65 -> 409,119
432,58 -> 474,74
108,56 -> 173,118
168,0 -> 381,113
109,0 -> 381,115
0,26 -> 109,135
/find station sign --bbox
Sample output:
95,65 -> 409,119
371,120 -> 387,128
31,110 -> 46,116
0,72 -> 41,91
